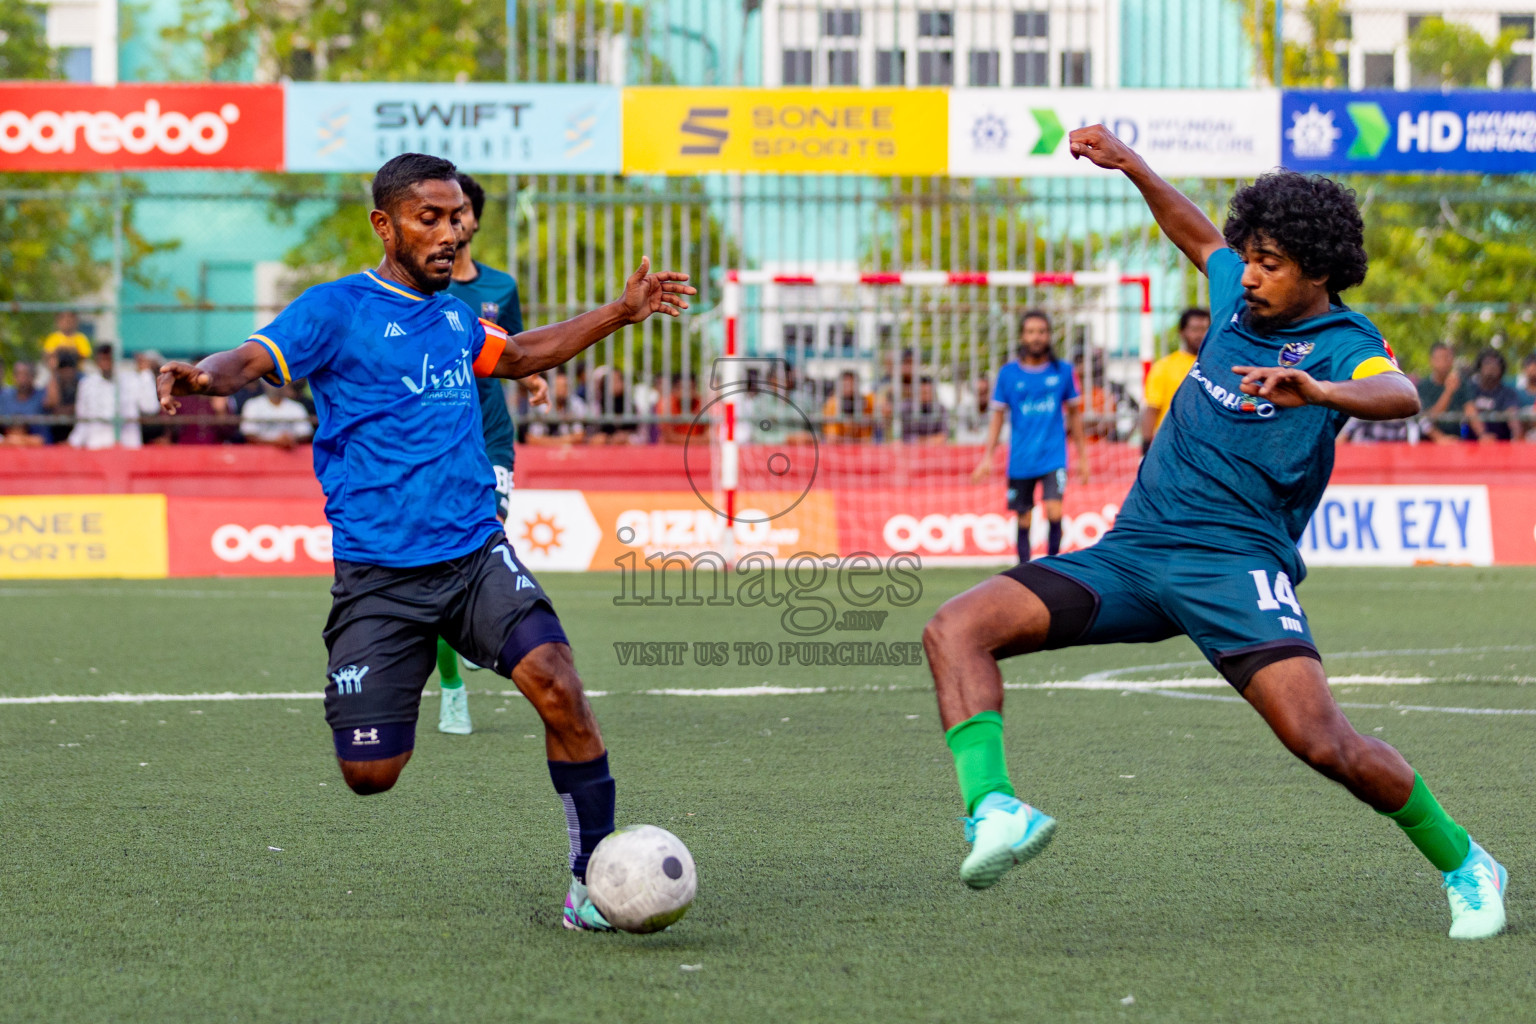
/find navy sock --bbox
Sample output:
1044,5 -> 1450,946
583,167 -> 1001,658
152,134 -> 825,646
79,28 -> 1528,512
1047,520 -> 1063,556
1016,526 -> 1031,562
547,752 -> 615,882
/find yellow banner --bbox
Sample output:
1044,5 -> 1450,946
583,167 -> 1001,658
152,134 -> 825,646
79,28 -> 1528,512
0,495 -> 168,579
622,88 -> 948,175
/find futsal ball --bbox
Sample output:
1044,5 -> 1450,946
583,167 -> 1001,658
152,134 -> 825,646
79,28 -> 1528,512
586,824 -> 697,934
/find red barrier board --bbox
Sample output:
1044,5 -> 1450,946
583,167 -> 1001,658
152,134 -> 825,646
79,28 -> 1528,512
0,84 -> 284,171
167,497 -> 330,576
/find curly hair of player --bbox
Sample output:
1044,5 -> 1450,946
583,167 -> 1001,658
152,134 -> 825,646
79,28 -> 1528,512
1223,171 -> 1368,296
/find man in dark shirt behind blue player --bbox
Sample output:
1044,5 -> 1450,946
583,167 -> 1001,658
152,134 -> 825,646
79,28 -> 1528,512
923,126 -> 1507,939
432,171 -> 551,736
156,153 -> 695,932
972,309 -> 1088,562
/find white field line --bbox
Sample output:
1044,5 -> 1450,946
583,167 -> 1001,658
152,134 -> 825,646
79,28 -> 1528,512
1145,689 -> 1536,716
1081,645 -> 1536,681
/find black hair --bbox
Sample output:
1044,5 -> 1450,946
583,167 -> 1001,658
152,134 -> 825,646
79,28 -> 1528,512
1430,341 -> 1452,355
1017,309 -> 1059,363
96,343 -> 114,357
1521,351 -> 1536,366
1223,171 -> 1368,296
1475,347 -> 1507,377
371,153 -> 459,213
456,172 -> 486,221
1178,307 -> 1210,331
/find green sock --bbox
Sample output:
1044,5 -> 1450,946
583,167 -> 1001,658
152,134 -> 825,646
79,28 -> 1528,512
1381,773 -> 1470,872
436,636 -> 464,690
945,711 -> 1015,816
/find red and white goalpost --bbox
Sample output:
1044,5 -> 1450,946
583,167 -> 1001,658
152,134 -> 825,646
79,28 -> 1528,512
714,268 -> 1154,565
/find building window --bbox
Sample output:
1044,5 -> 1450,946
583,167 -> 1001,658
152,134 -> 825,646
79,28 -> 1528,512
969,49 -> 1001,86
918,11 -> 954,37
1336,53 -> 1350,87
1339,14 -> 1353,38
783,324 -> 815,355
1500,14 -> 1535,37
828,324 -> 856,356
1407,13 -> 1442,36
782,49 -> 813,85
61,47 -> 92,83
828,49 -> 859,85
1363,52 -> 1395,87
918,49 -> 955,85
823,9 -> 861,37
1013,50 -> 1048,86
1013,11 -> 1048,38
1506,54 -> 1533,87
1061,50 -> 1091,86
876,49 -> 906,85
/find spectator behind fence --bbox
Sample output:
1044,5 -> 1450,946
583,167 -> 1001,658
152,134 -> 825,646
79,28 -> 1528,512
822,370 -> 876,442
524,369 -> 588,444
657,374 -> 706,445
240,383 -> 313,448
1140,307 -> 1209,452
69,344 -> 158,449
588,366 -> 637,444
1416,342 -> 1463,443
42,310 -> 92,362
1518,353 -> 1536,412
0,361 -> 49,445
45,348 -> 81,444
898,376 -> 949,444
134,351 -> 170,444
1461,348 -> 1524,442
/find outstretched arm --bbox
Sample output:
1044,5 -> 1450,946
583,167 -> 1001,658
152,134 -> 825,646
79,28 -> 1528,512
157,342 -> 274,414
489,258 -> 695,380
1234,366 -> 1421,421
1068,125 -> 1226,274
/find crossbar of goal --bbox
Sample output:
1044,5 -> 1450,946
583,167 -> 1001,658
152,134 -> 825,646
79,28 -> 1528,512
716,268 -> 1155,533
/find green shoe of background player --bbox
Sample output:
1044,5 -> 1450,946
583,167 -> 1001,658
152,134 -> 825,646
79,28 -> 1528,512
960,791 -> 1057,890
438,686 -> 472,735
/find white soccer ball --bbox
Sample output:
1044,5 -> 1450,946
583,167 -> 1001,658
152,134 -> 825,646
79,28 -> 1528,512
586,824 -> 697,934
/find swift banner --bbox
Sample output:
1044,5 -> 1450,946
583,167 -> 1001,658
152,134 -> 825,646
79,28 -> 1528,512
285,83 -> 621,173
0,495 -> 167,578
622,87 -> 948,175
0,84 -> 284,171
1282,90 -> 1536,173
949,89 -> 1280,178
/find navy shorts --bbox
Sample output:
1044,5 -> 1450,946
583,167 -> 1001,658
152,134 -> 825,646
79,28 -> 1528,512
1007,469 -> 1066,512
322,533 -> 563,733
1008,532 -> 1319,690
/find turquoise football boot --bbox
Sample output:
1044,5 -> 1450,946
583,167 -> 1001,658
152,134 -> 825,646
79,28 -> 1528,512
1444,840 -> 1508,940
437,686 -> 472,735
562,877 -> 615,932
959,791 -> 1057,889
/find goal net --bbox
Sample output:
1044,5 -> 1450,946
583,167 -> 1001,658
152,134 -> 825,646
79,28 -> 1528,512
705,268 -> 1156,567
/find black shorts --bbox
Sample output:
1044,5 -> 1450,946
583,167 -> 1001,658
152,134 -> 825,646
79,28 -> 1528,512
322,533 -> 561,731
1006,469 -> 1066,512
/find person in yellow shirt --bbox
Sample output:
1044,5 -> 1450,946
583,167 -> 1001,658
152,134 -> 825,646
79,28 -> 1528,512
1139,306 -> 1209,452
41,311 -> 92,361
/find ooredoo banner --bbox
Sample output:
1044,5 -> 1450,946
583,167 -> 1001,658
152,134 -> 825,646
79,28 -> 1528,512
167,497 -> 331,576
0,84 -> 284,171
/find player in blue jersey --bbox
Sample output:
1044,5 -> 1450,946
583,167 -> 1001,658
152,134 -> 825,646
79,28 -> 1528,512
156,153 -> 695,932
431,171 -> 551,736
972,310 -> 1088,562
923,126 -> 1507,939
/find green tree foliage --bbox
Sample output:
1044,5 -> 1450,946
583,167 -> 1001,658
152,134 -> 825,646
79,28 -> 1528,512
1352,178 -> 1536,367
0,0 -> 54,78
1408,18 -> 1520,89
1243,0 -> 1350,87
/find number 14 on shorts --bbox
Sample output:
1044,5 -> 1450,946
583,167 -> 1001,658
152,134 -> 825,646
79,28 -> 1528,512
1250,569 -> 1306,633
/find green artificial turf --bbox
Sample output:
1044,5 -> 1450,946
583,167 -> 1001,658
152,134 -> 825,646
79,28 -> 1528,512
1,567 -> 1533,1023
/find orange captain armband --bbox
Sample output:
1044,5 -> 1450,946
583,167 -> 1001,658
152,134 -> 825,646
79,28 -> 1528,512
473,318 -> 509,377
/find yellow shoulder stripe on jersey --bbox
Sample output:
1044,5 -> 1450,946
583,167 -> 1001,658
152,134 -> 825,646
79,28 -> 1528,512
248,333 -> 290,386
364,270 -> 426,302
1351,355 -> 1400,380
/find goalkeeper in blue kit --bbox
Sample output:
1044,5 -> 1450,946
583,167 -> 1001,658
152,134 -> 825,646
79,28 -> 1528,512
922,125 -> 1507,939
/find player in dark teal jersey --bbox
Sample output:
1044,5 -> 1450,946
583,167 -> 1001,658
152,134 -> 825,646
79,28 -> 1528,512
923,126 -> 1507,939
157,153 -> 695,931
432,172 -> 552,735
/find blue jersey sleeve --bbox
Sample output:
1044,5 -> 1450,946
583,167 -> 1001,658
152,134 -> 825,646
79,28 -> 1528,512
248,286 -> 346,386
1205,247 -> 1245,313
990,366 -> 1009,406
1330,328 -> 1400,383
1060,363 -> 1081,402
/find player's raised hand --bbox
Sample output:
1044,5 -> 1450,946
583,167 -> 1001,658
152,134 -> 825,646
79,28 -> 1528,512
1068,125 -> 1137,171
1233,365 -> 1328,408
620,256 -> 697,324
156,360 -> 210,415
518,373 -> 551,410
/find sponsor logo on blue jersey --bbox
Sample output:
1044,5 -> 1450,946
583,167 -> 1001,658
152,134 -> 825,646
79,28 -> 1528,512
1189,362 -> 1276,418
400,347 -> 476,402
